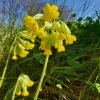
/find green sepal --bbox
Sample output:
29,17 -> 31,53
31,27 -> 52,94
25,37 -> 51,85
18,31 -> 31,40
60,21 -> 71,34
52,21 -> 61,32
33,14 -> 43,20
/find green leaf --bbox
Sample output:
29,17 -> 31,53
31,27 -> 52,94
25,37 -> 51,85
95,83 -> 100,93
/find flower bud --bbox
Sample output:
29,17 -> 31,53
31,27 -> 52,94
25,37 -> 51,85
33,14 -> 43,20
52,22 -> 61,32
44,22 -> 52,30
18,31 -> 31,40
60,21 -> 71,34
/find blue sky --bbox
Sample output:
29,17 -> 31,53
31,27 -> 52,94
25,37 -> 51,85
43,0 -> 100,19
65,0 -> 100,19
0,0 -> 99,25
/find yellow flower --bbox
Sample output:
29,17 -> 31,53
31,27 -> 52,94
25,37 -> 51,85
70,34 -> 77,41
29,43 -> 35,50
32,22 -> 39,35
22,90 -> 29,96
24,15 -> 35,22
24,15 -> 39,35
39,42 -> 46,50
54,40 -> 63,49
15,91 -> 21,96
15,75 -> 35,97
24,16 -> 35,31
12,55 -> 17,60
31,38 -> 35,43
27,80 -> 34,87
18,50 -> 29,57
38,28 -> 46,38
58,45 -> 65,52
44,49 -> 52,55
24,42 -> 35,50
66,34 -> 76,45
43,4 -> 59,22
58,33 -> 66,40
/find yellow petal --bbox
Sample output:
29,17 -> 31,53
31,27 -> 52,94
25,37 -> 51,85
12,55 -> 17,60
16,91 -> 21,96
39,42 -> 46,50
58,33 -> 66,40
52,5 -> 58,11
66,34 -> 76,45
71,35 -> 77,41
66,38 -> 73,44
22,91 -> 29,96
18,50 -> 29,57
44,49 -> 52,55
38,28 -> 46,38
43,4 -> 50,12
29,43 -> 35,49
24,15 -> 35,22
27,80 -> 34,87
58,45 -> 65,52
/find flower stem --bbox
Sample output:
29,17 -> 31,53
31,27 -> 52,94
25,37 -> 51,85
0,35 -> 17,88
33,55 -> 49,100
0,46 -> 12,88
11,79 -> 19,100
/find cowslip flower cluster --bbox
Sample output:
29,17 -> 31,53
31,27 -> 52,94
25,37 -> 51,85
15,74 -> 34,96
23,3 -> 76,56
12,3 -> 76,58
12,31 -> 35,60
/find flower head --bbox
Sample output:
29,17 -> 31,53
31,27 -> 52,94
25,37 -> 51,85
24,16 -> 35,32
24,15 -> 39,36
12,31 -> 36,60
15,74 -> 34,97
14,4 -> 76,58
43,4 -> 59,22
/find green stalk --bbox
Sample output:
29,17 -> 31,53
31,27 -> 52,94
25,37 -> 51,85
11,79 -> 19,100
0,35 -> 17,88
0,46 -> 12,88
33,55 -> 49,100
